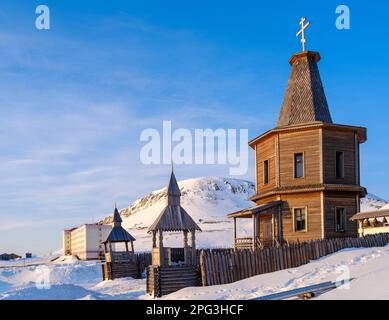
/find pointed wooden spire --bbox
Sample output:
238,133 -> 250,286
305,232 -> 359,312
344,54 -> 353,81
277,51 -> 333,127
167,166 -> 181,206
113,205 -> 122,226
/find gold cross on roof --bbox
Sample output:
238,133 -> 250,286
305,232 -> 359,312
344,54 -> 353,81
296,17 -> 310,51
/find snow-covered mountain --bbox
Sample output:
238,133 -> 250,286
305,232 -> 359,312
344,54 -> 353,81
360,194 -> 388,212
100,177 -> 388,250
100,177 -> 256,250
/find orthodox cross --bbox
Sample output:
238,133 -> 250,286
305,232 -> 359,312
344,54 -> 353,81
296,17 -> 310,51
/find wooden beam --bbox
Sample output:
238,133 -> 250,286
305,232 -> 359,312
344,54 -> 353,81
152,231 -> 157,248
191,231 -> 196,265
183,231 -> 188,248
233,218 -> 237,248
278,205 -> 283,243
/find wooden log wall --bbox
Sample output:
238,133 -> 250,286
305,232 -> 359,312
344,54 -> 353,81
146,265 -> 199,297
200,233 -> 389,287
102,252 -> 152,280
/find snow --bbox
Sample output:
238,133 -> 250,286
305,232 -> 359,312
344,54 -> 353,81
1,246 -> 389,300
0,257 -> 148,300
380,203 -> 389,211
165,245 -> 389,300
360,193 -> 388,212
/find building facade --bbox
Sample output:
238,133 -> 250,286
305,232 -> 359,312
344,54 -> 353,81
63,224 -> 112,260
229,50 -> 367,248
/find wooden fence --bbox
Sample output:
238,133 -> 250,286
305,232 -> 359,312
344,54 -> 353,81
199,233 -> 389,286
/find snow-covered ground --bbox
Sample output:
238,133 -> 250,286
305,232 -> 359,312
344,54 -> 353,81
1,245 -> 389,300
166,245 -> 389,300
0,257 -> 147,300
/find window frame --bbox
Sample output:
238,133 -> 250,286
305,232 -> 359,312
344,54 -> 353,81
335,151 -> 345,179
335,207 -> 346,232
263,160 -> 269,185
293,152 -> 305,179
293,207 -> 308,232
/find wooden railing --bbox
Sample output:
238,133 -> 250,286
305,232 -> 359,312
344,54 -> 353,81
105,251 -> 136,263
235,237 -> 253,249
235,237 -> 275,249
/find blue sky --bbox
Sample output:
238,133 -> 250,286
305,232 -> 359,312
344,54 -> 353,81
0,1 -> 388,254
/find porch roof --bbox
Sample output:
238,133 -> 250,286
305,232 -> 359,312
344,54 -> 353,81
350,209 -> 389,221
227,200 -> 282,219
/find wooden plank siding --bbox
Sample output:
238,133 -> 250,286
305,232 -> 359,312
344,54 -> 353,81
280,192 -> 323,242
249,123 -> 364,243
256,135 -> 277,193
323,191 -> 358,238
278,128 -> 321,187
322,128 -> 356,185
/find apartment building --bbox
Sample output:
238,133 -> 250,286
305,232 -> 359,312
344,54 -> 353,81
63,224 -> 112,260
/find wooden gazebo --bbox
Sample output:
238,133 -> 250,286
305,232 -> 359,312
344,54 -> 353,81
102,207 -> 137,280
146,170 -> 201,297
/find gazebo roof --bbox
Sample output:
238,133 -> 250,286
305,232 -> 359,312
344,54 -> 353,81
103,226 -> 136,243
103,207 -> 136,243
148,205 -> 201,233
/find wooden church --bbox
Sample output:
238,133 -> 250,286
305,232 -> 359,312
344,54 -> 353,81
229,19 -> 367,248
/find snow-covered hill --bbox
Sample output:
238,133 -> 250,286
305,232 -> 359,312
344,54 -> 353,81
100,177 -> 388,250
360,193 -> 388,212
100,177 -> 255,250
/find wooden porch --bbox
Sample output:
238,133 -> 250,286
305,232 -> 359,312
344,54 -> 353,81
228,200 -> 283,249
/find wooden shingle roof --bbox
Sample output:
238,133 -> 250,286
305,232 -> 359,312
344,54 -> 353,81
277,51 -> 333,127
103,226 -> 136,243
148,205 -> 201,232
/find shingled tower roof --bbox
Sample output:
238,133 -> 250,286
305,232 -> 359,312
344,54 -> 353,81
148,170 -> 201,233
103,206 -> 136,243
277,51 -> 333,127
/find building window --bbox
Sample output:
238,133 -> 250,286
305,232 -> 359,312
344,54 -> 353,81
263,160 -> 269,185
294,208 -> 306,232
294,153 -> 304,179
335,151 -> 344,178
335,207 -> 346,232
